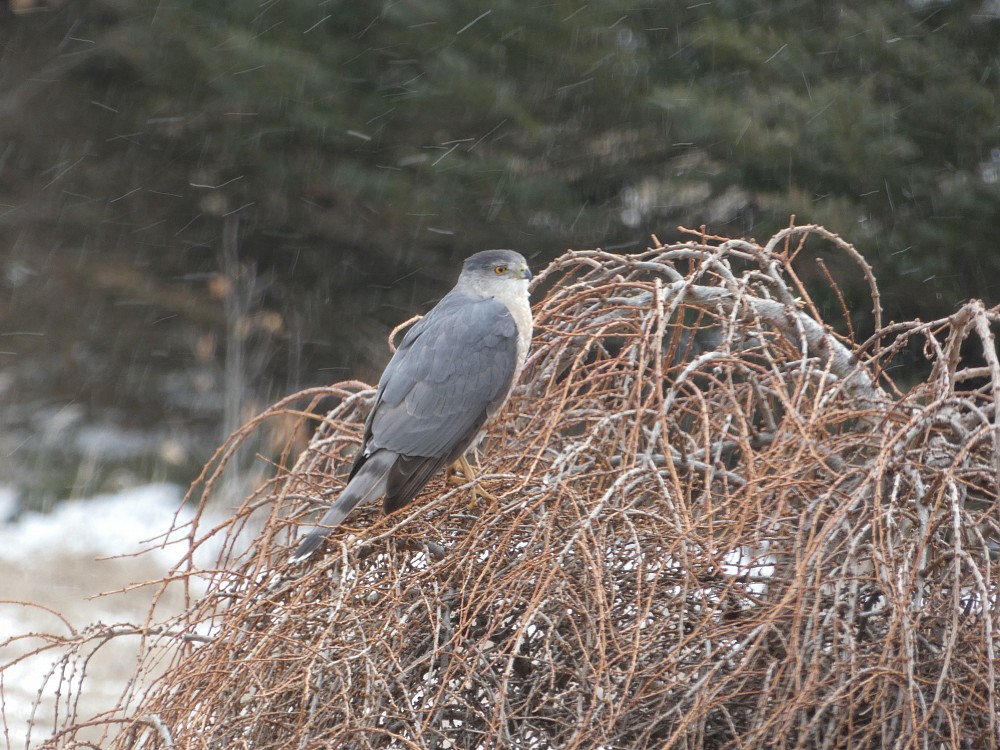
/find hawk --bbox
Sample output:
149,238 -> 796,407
293,250 -> 532,560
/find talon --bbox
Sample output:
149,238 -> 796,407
467,484 -> 499,511
449,455 -> 499,511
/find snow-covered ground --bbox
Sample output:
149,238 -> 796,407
0,484 -> 201,749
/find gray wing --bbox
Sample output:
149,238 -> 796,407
294,290 -> 520,554
369,290 -> 520,460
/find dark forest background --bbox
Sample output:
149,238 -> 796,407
1,0 -> 998,503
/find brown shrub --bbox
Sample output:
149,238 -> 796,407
10,225 -> 1000,749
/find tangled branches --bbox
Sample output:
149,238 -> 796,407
10,225 -> 1000,749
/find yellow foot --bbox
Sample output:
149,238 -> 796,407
446,455 -> 498,510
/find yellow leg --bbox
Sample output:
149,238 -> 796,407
446,454 -> 498,509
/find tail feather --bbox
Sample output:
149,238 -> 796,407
291,451 -> 394,561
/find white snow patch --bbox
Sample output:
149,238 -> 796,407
0,483 -> 188,562
0,483 -> 214,749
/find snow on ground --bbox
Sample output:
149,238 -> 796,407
0,484 -> 207,749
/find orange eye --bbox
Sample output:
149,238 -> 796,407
494,265 -> 508,275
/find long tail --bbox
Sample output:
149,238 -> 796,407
291,450 -> 394,561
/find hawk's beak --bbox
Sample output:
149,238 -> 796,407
520,263 -> 533,281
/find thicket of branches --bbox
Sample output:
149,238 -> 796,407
5,225 -> 1000,748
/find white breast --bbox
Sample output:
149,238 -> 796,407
500,279 -> 533,380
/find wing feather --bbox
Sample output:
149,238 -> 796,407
368,290 -> 519,460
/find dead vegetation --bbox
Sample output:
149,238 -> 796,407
5,224 -> 1000,749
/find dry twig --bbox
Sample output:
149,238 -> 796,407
6,225 -> 999,749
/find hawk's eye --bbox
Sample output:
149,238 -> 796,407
494,265 -> 508,275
